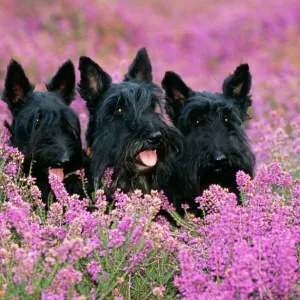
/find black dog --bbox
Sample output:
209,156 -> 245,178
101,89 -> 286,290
2,59 -> 88,203
78,48 -> 183,196
162,64 -> 255,214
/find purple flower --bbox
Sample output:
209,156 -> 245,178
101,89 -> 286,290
102,168 -> 114,188
87,260 -> 101,282
109,229 -> 126,248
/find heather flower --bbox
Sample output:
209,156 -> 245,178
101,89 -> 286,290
47,202 -> 64,225
68,214 -> 88,238
47,238 -> 85,264
159,191 -> 176,212
109,229 -> 126,248
48,174 -> 69,206
87,260 -> 101,282
148,192 -> 162,216
102,168 -> 114,188
117,216 -> 133,232
130,225 -> 144,244
195,184 -> 237,214
12,249 -> 40,284
181,203 -> 190,210
4,161 -> 19,177
85,236 -> 101,257
25,284 -> 33,295
292,179 -> 300,198
75,168 -> 88,185
95,189 -> 107,214
42,265 -> 82,299
152,286 -> 165,297
30,185 -> 42,201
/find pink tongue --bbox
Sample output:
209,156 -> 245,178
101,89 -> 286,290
48,168 -> 64,182
138,150 -> 158,167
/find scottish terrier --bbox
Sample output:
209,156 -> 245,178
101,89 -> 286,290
2,59 -> 88,203
162,64 -> 255,214
78,48 -> 183,196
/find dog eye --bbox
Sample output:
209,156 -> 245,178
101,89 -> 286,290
117,107 -> 123,114
35,113 -> 42,126
191,117 -> 205,127
35,117 -> 41,126
114,104 -> 126,116
223,114 -> 232,123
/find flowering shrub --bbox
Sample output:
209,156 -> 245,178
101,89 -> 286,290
0,124 -> 299,298
0,127 -> 179,299
175,166 -> 300,299
0,0 -> 299,298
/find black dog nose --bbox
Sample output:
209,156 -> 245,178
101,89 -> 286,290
147,131 -> 162,145
213,153 -> 226,162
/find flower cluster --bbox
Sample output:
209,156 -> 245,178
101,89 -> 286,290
0,135 -> 179,298
174,163 -> 300,299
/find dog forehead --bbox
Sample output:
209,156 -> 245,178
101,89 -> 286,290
197,91 -> 225,102
182,101 -> 238,124
187,91 -> 236,111
104,82 -> 162,106
30,91 -> 67,110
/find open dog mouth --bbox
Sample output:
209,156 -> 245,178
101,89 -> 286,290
48,168 -> 65,182
135,149 -> 158,169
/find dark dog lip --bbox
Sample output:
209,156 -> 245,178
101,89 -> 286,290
198,163 -> 228,176
39,161 -> 67,168
211,160 -> 228,171
135,161 -> 155,172
37,161 -> 73,173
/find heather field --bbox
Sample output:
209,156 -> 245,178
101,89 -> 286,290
0,0 -> 300,299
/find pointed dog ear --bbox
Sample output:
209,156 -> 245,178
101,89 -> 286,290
124,47 -> 153,83
162,71 -> 193,125
222,63 -> 252,120
46,60 -> 76,105
222,63 -> 252,98
162,71 -> 192,102
78,56 -> 112,111
2,59 -> 34,110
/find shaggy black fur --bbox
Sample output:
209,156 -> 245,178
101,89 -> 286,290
78,48 -> 183,196
2,59 -> 89,203
162,63 -> 255,214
